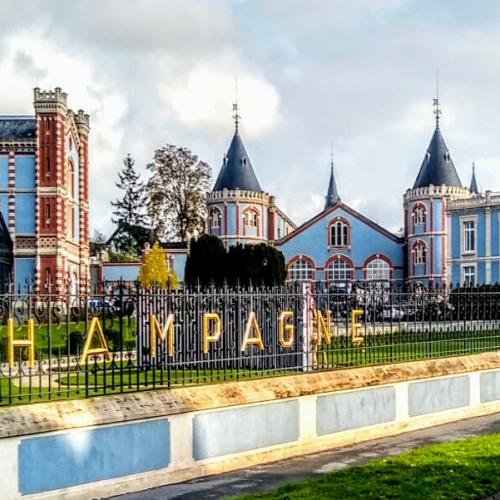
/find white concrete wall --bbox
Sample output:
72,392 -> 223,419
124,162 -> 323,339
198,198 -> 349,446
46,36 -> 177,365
2,367 -> 500,500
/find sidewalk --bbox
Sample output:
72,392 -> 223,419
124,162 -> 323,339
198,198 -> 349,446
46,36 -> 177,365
111,412 -> 500,500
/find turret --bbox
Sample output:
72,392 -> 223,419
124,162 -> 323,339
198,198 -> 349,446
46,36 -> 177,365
207,102 -> 269,247
404,97 -> 468,286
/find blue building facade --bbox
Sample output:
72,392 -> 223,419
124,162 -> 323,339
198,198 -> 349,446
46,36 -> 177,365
447,190 -> 500,286
204,99 -> 499,287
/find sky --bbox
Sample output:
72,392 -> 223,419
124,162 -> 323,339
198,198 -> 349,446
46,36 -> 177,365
1,0 -> 500,236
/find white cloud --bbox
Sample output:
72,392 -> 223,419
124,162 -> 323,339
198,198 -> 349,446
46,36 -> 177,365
160,67 -> 281,139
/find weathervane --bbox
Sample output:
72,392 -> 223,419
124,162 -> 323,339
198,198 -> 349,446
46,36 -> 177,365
233,76 -> 241,133
433,71 -> 441,127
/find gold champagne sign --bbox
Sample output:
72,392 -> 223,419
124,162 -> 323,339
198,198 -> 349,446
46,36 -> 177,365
6,309 -> 364,367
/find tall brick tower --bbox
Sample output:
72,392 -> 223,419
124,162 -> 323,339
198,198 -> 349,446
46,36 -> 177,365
33,88 -> 90,295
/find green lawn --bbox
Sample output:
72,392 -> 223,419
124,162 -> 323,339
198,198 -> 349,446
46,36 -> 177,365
234,433 -> 500,500
0,319 -> 137,357
319,329 -> 500,368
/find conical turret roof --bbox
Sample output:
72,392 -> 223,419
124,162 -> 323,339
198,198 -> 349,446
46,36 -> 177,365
325,164 -> 340,208
213,132 -> 262,192
413,126 -> 462,189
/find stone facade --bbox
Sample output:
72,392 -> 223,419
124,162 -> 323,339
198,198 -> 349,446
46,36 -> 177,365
0,88 -> 90,294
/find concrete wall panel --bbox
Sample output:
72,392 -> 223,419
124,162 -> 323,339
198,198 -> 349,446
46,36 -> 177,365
409,375 -> 469,416
480,370 -> 500,403
19,419 -> 170,495
193,400 -> 299,460
316,386 -> 395,436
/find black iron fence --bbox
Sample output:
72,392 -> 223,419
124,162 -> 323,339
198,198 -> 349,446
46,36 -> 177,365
0,281 -> 499,406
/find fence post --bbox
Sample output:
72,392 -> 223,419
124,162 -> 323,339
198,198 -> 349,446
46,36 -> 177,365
302,282 -> 313,372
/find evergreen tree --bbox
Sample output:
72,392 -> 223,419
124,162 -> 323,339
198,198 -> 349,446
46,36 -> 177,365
111,154 -> 147,255
186,238 -> 286,288
146,145 -> 211,242
185,235 -> 226,287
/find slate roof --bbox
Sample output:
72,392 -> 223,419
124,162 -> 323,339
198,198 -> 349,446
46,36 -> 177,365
0,116 -> 36,140
213,132 -> 262,192
325,165 -> 340,208
413,126 -> 462,189
470,163 -> 479,195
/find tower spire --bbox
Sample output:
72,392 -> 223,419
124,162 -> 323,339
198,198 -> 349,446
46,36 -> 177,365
232,76 -> 240,133
470,162 -> 479,196
325,144 -> 340,209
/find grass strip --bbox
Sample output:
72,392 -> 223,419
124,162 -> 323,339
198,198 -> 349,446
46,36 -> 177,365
234,433 -> 500,500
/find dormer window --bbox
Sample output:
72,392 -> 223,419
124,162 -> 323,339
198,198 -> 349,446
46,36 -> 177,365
444,152 -> 451,162
241,157 -> 247,167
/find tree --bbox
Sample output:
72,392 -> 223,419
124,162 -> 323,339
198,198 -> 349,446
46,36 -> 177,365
111,154 -> 147,255
139,242 -> 178,289
91,229 -> 107,244
184,235 -> 226,287
146,145 -> 211,242
185,238 -> 287,288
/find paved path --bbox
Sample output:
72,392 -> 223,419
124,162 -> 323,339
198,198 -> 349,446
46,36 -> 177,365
111,412 -> 500,500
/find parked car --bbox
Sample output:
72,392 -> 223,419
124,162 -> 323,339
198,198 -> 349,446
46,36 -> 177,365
87,298 -> 115,315
381,306 -> 405,321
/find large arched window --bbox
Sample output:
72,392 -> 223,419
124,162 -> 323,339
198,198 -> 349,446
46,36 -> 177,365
412,204 -> 426,229
326,258 -> 353,282
329,217 -> 350,247
365,257 -> 391,281
288,258 -> 314,281
413,241 -> 427,266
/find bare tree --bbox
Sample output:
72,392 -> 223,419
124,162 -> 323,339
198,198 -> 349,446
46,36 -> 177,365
146,145 -> 211,242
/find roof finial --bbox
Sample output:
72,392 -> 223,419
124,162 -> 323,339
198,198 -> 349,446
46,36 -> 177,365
232,76 -> 241,133
433,71 -> 441,128
330,141 -> 334,173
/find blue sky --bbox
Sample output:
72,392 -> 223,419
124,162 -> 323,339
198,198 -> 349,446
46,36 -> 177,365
1,0 -> 500,235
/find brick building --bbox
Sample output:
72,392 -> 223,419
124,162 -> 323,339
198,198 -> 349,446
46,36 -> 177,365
0,87 -> 90,294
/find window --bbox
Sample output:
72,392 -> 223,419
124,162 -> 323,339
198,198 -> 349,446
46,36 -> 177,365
244,209 -> 258,228
288,258 -> 314,281
326,259 -> 353,282
45,156 -> 51,177
413,205 -> 426,226
329,219 -> 349,247
462,220 -> 476,253
45,200 -> 51,223
67,162 -> 74,199
209,208 -> 222,229
413,242 -> 426,266
366,258 -> 391,281
463,265 -> 476,287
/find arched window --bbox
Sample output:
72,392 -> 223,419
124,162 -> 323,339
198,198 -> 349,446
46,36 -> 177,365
329,218 -> 350,247
326,258 -> 353,282
365,258 -> 391,281
243,209 -> 259,228
209,208 -> 222,230
413,241 -> 427,266
413,204 -> 426,227
288,258 -> 314,281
